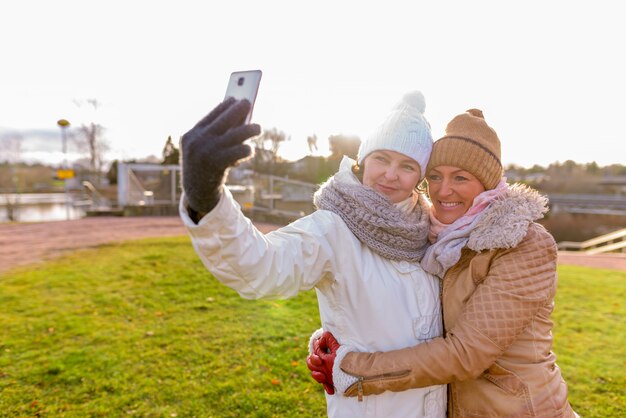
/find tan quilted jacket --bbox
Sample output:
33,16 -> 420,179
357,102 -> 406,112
340,185 -> 577,417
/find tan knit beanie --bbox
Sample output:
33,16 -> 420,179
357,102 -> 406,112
426,109 -> 502,190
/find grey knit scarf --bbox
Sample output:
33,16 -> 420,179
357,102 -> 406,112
313,172 -> 430,262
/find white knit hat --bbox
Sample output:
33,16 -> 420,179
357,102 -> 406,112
357,91 -> 433,180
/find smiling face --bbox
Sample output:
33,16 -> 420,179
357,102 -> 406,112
426,166 -> 486,224
362,150 -> 422,203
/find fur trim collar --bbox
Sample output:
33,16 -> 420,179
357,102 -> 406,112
467,183 -> 549,252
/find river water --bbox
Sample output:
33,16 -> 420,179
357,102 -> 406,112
0,193 -> 86,223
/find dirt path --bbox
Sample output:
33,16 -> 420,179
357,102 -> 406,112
0,216 -> 279,275
555,252 -> 626,271
1,217 -> 625,275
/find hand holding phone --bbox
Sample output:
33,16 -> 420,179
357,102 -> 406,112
224,70 -> 262,124
181,97 -> 260,215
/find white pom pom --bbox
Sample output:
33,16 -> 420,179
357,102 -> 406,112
397,90 -> 426,114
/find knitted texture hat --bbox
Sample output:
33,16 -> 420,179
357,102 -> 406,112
358,91 -> 433,181
426,109 -> 502,190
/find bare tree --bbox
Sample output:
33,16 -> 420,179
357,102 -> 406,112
248,127 -> 290,174
0,131 -> 22,165
261,127 -> 290,162
74,99 -> 109,181
250,127 -> 290,161
307,134 -> 318,154
77,122 -> 108,177
0,131 -> 23,221
328,134 -> 361,160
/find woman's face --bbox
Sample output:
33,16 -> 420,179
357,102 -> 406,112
362,150 -> 422,203
426,166 -> 486,224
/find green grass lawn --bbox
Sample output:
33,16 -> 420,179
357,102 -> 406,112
0,237 -> 624,417
551,265 -> 626,417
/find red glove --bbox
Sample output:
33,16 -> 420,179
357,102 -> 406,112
306,331 -> 341,395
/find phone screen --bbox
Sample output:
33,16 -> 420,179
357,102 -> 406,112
224,70 -> 262,124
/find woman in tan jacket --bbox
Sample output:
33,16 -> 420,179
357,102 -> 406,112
307,109 -> 578,417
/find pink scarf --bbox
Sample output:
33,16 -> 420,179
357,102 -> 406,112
428,211 -> 447,244
423,179 -> 509,276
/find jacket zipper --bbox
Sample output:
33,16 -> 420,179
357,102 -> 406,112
357,377 -> 363,401
348,370 -> 411,401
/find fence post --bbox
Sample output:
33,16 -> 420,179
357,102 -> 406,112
117,162 -> 127,206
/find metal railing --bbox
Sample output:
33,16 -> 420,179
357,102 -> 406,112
78,181 -> 111,210
558,228 -> 626,254
251,175 -> 318,221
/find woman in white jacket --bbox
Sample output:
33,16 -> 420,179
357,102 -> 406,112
180,91 -> 446,417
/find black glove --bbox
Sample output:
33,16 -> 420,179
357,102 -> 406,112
181,97 -> 261,216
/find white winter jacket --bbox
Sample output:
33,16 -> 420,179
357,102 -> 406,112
180,176 -> 446,417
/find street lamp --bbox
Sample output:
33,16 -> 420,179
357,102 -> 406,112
57,119 -> 71,220
57,119 -> 70,152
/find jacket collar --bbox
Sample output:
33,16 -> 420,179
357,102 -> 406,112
467,183 -> 549,252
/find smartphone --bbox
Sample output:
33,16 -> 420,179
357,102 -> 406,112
224,70 -> 262,124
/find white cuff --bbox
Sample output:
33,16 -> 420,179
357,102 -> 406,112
179,188 -> 236,229
333,345 -> 360,395
308,328 -> 324,354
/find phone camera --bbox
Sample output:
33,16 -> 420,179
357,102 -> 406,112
237,77 -> 245,86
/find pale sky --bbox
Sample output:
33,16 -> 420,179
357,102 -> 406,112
1,0 -> 624,168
